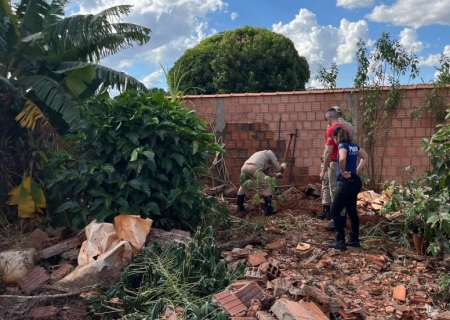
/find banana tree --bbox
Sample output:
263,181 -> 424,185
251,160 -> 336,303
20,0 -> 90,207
0,0 -> 151,222
0,0 -> 150,126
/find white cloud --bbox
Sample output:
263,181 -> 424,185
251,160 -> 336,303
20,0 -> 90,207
398,28 -> 424,53
309,79 -> 325,89
230,12 -> 238,20
419,45 -> 450,67
272,9 -> 369,85
117,59 -> 135,69
73,0 -> 228,76
366,0 -> 450,29
337,0 -> 374,9
335,19 -> 369,64
142,69 -> 165,87
273,9 -> 335,66
137,21 -> 217,67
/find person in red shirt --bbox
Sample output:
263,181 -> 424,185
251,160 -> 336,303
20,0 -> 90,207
320,108 -> 347,231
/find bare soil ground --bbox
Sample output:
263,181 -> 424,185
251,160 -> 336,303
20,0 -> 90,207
216,191 -> 450,319
0,190 -> 449,319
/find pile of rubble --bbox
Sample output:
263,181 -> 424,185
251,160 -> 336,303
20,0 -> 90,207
217,237 -> 450,320
356,189 -> 394,216
1,189 -> 450,320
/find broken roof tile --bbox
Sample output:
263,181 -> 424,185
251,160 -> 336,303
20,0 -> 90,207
17,266 -> 49,294
214,291 -> 247,316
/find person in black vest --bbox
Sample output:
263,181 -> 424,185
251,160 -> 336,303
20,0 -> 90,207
327,126 -> 368,251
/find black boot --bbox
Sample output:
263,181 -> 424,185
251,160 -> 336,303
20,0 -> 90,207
264,196 -> 277,216
346,232 -> 361,247
318,205 -> 331,220
237,194 -> 245,212
324,220 -> 336,231
327,233 -> 347,251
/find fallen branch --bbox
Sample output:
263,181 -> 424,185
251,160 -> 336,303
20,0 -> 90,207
0,288 -> 89,300
218,236 -> 270,251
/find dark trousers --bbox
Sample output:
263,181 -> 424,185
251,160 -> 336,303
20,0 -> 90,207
331,174 -> 362,236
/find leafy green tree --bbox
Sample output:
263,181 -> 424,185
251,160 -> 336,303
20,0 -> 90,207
148,87 -> 168,95
169,26 -> 310,94
354,32 -> 419,190
44,91 -> 224,230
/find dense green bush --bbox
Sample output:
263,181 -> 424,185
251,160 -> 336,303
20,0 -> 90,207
44,91 -> 224,230
383,109 -> 450,255
169,26 -> 310,94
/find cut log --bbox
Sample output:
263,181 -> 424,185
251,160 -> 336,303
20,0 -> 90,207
145,228 -> 191,247
38,237 -> 82,259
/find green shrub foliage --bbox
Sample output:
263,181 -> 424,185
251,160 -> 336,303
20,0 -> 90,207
383,109 -> 450,255
85,227 -> 244,319
44,91 -> 224,229
169,26 -> 310,94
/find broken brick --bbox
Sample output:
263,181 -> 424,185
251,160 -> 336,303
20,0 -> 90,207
265,240 -> 283,251
336,294 -> 350,309
49,264 -> 73,282
247,304 -> 260,317
386,306 -> 395,313
271,298 -> 328,320
232,248 -> 249,258
365,254 -> 385,265
338,309 -> 357,320
315,257 -> 331,269
296,242 -> 311,251
248,252 -> 268,267
393,285 -> 407,301
273,277 -> 290,297
17,266 -> 49,294
27,306 -> 57,319
372,262 -> 384,271
410,296 -> 432,305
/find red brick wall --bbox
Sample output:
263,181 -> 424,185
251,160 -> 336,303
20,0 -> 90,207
185,86 -> 448,187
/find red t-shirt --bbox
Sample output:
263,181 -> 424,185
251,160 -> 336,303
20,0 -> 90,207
325,123 -> 345,161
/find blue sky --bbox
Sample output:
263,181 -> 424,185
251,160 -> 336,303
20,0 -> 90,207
69,0 -> 450,91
